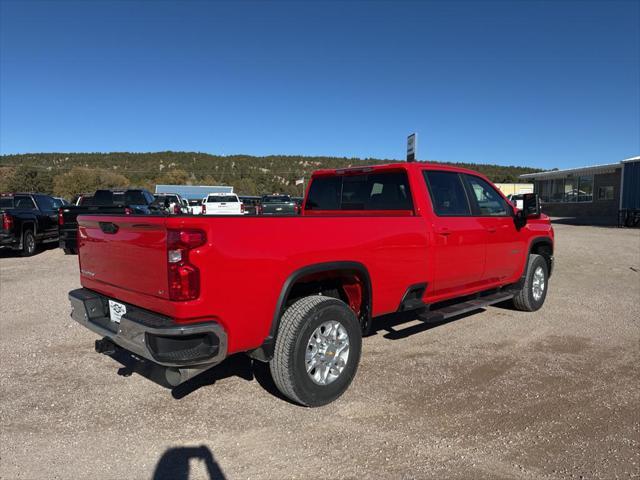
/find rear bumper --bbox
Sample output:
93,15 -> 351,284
69,288 -> 227,368
0,233 -> 20,249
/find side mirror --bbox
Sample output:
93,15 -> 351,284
513,193 -> 541,229
522,193 -> 541,218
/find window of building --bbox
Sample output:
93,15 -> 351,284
423,171 -> 471,216
597,185 -> 614,201
550,179 -> 565,203
534,175 -> 594,203
577,175 -> 593,202
564,177 -> 577,202
536,180 -> 550,202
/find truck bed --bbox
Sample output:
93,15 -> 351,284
78,214 -> 428,354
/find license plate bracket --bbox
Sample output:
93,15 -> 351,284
108,300 -> 127,323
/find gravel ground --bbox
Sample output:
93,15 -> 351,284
1,223 -> 639,480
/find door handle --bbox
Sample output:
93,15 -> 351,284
435,227 -> 451,236
487,227 -> 497,233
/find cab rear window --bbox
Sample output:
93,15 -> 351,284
306,171 -> 413,211
207,195 -> 237,203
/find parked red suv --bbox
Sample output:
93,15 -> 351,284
69,162 -> 554,406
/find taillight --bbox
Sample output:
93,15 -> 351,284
240,203 -> 245,213
167,229 -> 206,301
58,208 -> 64,226
124,207 -> 133,215
173,204 -> 180,214
294,204 -> 300,214
257,205 -> 262,215
2,213 -> 13,231
202,204 -> 206,214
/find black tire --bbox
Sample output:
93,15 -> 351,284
625,214 -> 639,228
512,254 -> 548,312
63,247 -> 77,255
21,229 -> 37,257
270,295 -> 362,407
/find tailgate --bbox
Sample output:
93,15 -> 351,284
78,215 -> 170,299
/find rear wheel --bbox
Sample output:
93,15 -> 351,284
270,295 -> 362,407
512,254 -> 548,312
21,230 -> 36,257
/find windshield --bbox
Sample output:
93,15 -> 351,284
207,195 -> 237,203
262,195 -> 291,203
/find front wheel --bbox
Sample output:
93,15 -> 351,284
512,254 -> 548,312
270,295 -> 362,407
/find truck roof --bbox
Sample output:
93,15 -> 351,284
310,161 -> 489,178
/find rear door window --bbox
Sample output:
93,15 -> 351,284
35,195 -> 56,211
423,171 -> 471,216
306,171 -> 413,211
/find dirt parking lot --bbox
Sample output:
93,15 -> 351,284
1,223 -> 639,480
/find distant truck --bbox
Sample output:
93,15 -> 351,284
202,193 -> 243,215
68,162 -> 554,407
153,193 -> 187,215
58,189 -> 157,254
239,196 -> 261,215
0,193 -> 60,256
259,194 -> 299,215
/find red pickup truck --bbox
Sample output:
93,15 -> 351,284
69,162 -> 554,406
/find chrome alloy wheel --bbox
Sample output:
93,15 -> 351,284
532,266 -> 545,301
25,233 -> 35,254
305,320 -> 350,386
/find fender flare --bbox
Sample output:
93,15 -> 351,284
20,220 -> 37,243
525,236 -> 554,278
251,261 -> 372,362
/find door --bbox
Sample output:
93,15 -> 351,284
34,195 -> 59,239
463,174 -> 525,283
422,170 -> 487,299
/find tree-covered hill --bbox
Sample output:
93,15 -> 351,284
0,152 -> 541,199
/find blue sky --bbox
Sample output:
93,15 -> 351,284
1,0 -> 638,169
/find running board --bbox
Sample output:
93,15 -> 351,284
417,290 -> 517,323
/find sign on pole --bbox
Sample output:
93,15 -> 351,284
407,133 -> 417,162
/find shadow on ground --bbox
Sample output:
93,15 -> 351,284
108,348 -> 295,403
0,242 -> 59,258
153,445 -> 225,480
549,216 -> 621,227
106,304 -> 499,401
